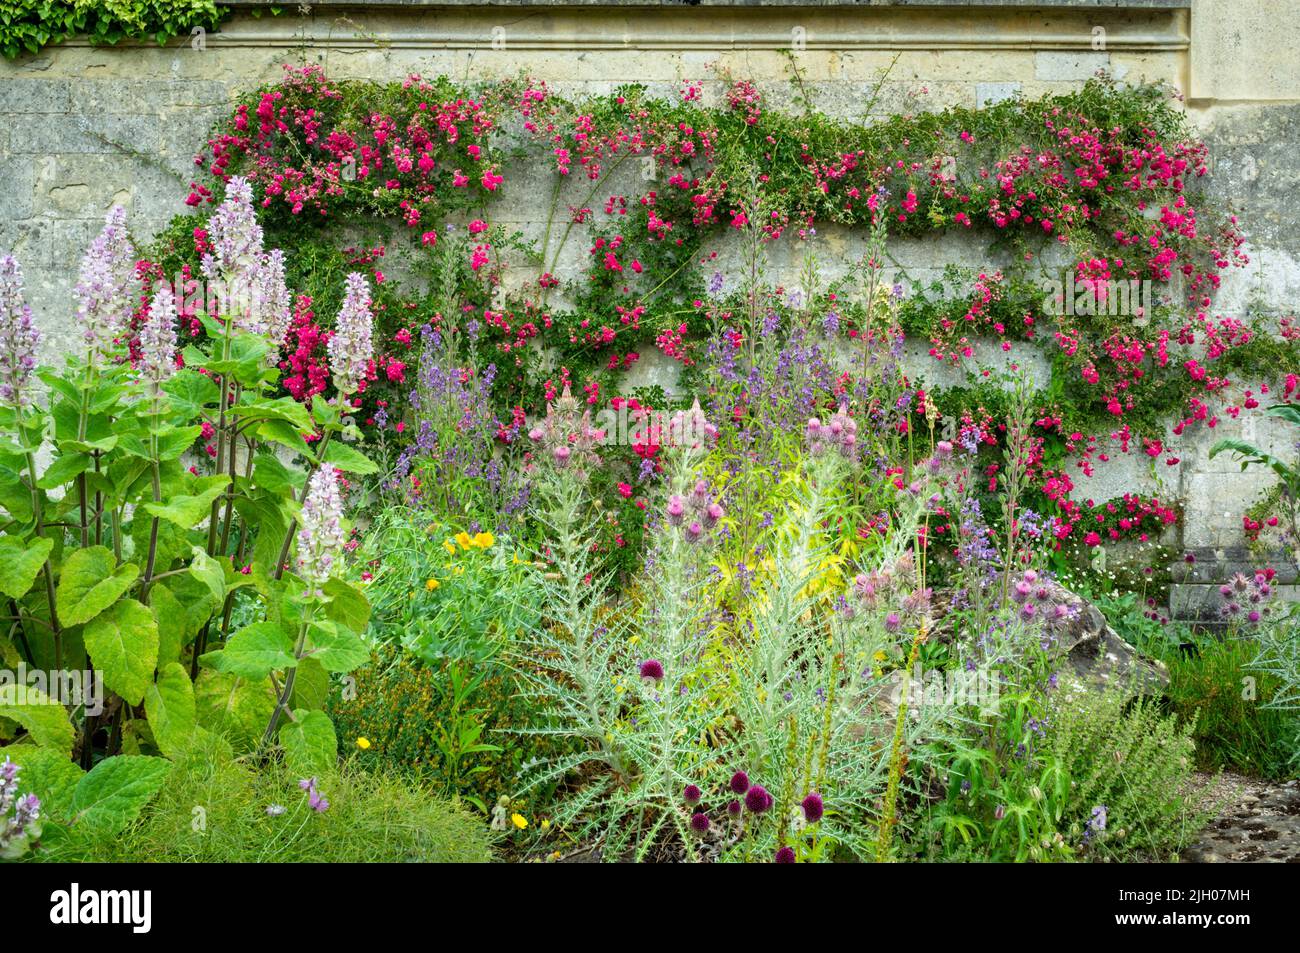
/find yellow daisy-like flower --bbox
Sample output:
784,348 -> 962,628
442,539 -> 457,556
356,737 -> 371,750
473,531 -> 495,549
425,578 -> 440,592
540,819 -> 550,831
511,813 -> 528,830
455,531 -> 473,550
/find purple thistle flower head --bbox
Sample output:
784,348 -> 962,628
75,205 -> 136,362
801,792 -> 824,824
774,846 -> 796,863
729,770 -> 750,794
0,255 -> 41,410
683,784 -> 702,806
884,612 -> 901,632
689,812 -> 710,834
328,272 -> 375,397
138,281 -> 178,384
639,659 -> 664,684
744,784 -> 772,814
297,468 -> 347,591
726,798 -> 742,817
666,495 -> 685,525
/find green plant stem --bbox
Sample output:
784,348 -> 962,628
140,388 -> 163,605
23,449 -> 62,670
261,611 -> 313,749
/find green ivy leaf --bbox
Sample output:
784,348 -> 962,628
280,709 -> 337,777
71,755 -> 171,835
55,545 -> 139,627
0,535 -> 53,600
83,599 -> 159,707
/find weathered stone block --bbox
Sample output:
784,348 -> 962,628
975,81 -> 1020,108
1034,51 -> 1110,82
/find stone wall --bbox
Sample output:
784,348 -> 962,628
1,0 -> 1297,612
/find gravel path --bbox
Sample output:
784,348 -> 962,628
1181,773 -> 1300,863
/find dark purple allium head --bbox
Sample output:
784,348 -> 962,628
683,784 -> 702,806
689,812 -> 710,834
801,792 -> 824,824
744,784 -> 772,814
729,770 -> 750,794
726,799 -> 742,817
639,659 -> 664,683
774,846 -> 796,864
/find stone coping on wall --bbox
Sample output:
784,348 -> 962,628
223,1 -> 1191,8
54,3 -> 1184,52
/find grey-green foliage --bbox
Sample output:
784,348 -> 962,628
514,448 -> 955,861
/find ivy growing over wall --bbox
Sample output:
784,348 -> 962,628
0,0 -> 236,59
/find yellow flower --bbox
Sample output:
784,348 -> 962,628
425,577 -> 440,591
511,813 -> 528,830
356,737 -> 371,750
455,531 -> 473,550
473,531 -> 495,549
442,539 -> 457,556
540,819 -> 550,831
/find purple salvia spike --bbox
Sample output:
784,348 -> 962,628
327,272 -> 374,397
296,467 -> 346,591
139,281 -> 179,384
74,206 -> 135,362
0,255 -> 40,411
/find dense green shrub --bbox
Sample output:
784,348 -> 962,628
328,643 -> 574,815
1164,634 -> 1300,780
34,746 -> 493,862
1048,689 -> 1207,860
